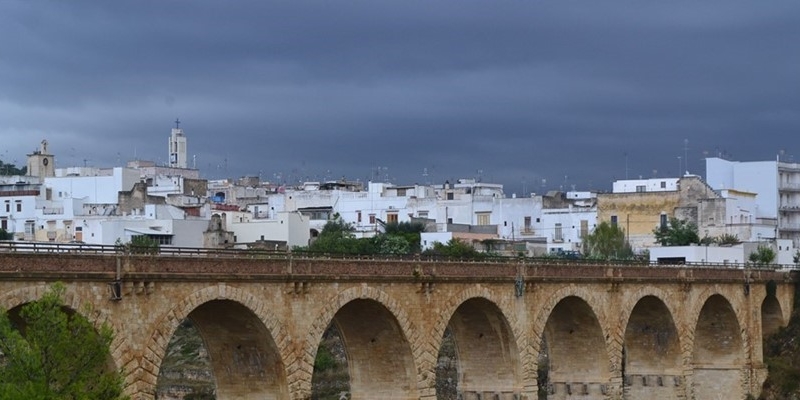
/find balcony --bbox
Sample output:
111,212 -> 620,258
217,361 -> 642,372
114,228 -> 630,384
779,183 -> 800,192
779,205 -> 800,212
779,223 -> 800,232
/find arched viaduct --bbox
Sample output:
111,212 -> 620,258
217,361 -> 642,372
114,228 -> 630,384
0,251 -> 795,400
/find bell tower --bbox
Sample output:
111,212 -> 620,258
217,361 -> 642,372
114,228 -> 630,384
26,140 -> 55,177
169,118 -> 188,169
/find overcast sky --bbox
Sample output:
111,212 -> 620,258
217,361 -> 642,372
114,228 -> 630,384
2,1 -> 799,194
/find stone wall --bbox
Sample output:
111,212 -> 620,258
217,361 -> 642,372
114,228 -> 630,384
0,253 -> 795,400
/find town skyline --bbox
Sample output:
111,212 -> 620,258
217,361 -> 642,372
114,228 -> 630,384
2,1 -> 799,194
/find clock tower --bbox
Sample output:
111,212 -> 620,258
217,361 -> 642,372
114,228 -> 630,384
26,140 -> 55,178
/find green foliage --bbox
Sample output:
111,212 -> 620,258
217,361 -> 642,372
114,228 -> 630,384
314,346 -> 336,372
301,216 -> 423,256
372,235 -> 411,255
653,217 -> 700,246
716,233 -> 742,245
582,221 -> 633,260
115,236 -> 160,255
793,250 -> 800,265
749,245 -> 776,266
0,283 -> 128,400
383,221 -> 426,253
307,217 -> 363,254
423,239 -> 485,259
0,160 -> 26,176
0,228 -> 12,241
760,285 -> 800,399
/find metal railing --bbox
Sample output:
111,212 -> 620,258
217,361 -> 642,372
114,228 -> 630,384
0,240 -> 793,271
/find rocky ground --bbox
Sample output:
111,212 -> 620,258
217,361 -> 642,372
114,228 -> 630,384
759,284 -> 800,400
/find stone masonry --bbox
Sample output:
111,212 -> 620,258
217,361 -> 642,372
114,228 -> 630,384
0,252 -> 795,400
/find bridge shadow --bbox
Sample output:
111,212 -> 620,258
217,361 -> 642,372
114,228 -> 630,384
622,295 -> 682,400
538,296 -> 608,399
436,297 -> 521,400
155,299 -> 288,400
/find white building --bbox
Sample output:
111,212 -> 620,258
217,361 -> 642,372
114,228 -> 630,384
706,157 -> 800,246
540,191 -> 598,254
612,178 -> 679,193
169,122 -> 188,169
649,239 -> 795,268
216,208 -> 310,249
0,177 -> 42,240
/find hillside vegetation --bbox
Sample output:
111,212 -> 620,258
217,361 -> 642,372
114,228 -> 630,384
760,284 -> 800,400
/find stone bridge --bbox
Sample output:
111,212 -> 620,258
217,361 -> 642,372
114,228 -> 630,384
0,251 -> 796,400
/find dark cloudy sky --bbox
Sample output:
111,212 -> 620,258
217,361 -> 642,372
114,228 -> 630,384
2,1 -> 799,194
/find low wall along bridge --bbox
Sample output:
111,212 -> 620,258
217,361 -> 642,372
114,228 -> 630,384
0,246 -> 796,400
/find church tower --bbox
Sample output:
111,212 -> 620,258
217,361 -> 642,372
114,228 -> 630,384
26,140 -> 55,178
168,119 -> 188,169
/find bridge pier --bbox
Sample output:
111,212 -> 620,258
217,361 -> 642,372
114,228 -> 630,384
0,253 -> 794,400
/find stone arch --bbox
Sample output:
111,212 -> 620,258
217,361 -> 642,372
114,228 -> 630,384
0,284 -> 125,382
761,293 -> 784,338
142,284 -> 290,399
532,286 -> 613,397
618,288 -> 683,399
685,286 -> 749,361
688,288 -> 747,400
300,285 -> 422,400
431,286 -> 526,397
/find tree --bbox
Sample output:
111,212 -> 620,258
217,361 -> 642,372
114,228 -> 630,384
0,283 -> 128,399
116,236 -> 160,255
749,245 -> 776,266
383,221 -> 426,253
306,216 -> 362,254
0,228 -> 12,241
653,217 -> 700,246
423,239 -> 485,259
582,221 -> 633,260
0,160 -> 26,176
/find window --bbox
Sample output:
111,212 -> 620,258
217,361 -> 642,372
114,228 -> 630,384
660,181 -> 667,188
1,218 -> 6,230
660,213 -> 667,229
386,213 -> 398,223
357,211 -> 362,223
397,188 -> 407,196
446,192 -> 454,200
24,221 -> 35,236
636,185 -> 646,193
418,211 -> 429,218
447,218 -> 453,224
580,220 -> 588,238
610,215 -> 618,227
4,202 -> 8,212
16,202 -> 22,212
524,216 -> 532,233
476,212 -> 490,225
369,214 -> 376,224
554,223 -> 563,241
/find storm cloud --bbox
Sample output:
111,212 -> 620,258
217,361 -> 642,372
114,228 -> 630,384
1,1 -> 799,194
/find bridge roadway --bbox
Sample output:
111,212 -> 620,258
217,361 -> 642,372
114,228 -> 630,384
0,248 -> 796,400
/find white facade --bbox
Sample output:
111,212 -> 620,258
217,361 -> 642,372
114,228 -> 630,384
649,239 -> 795,268
47,167 -> 140,204
613,178 -> 679,193
706,158 -> 778,218
541,207 -> 597,253
706,157 -> 800,246
649,245 -> 747,265
82,204 -> 207,247
220,210 -> 310,248
0,177 -> 42,240
169,127 -> 188,169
